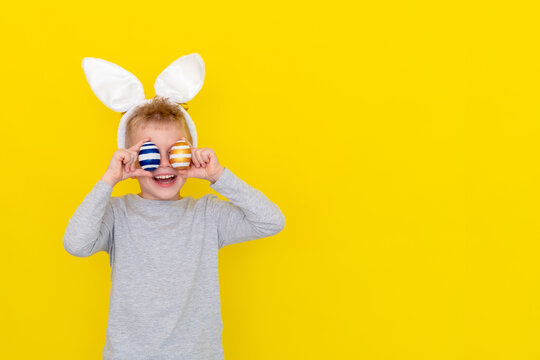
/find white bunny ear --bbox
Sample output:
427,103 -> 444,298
82,57 -> 145,112
154,53 -> 205,103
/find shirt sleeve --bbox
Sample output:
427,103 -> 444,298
63,179 -> 115,257
207,167 -> 286,249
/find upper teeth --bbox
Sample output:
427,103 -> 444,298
155,175 -> 175,179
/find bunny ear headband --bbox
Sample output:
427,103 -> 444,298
81,53 -> 205,149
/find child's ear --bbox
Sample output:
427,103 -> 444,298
82,57 -> 145,113
154,53 -> 205,104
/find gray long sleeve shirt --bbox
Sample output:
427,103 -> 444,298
63,167 -> 285,360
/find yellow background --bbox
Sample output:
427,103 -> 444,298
1,0 -> 540,359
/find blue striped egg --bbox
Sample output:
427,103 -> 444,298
138,141 -> 160,171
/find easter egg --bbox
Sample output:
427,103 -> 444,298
138,141 -> 160,171
169,139 -> 192,170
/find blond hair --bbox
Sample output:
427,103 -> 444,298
124,95 -> 192,148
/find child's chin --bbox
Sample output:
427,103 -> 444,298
144,187 -> 181,201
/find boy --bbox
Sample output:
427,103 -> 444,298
63,96 -> 286,359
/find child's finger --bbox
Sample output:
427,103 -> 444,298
124,154 -> 135,173
201,151 -> 211,165
200,153 -> 207,166
129,137 -> 151,152
121,154 -> 130,168
118,150 -> 128,163
190,149 -> 198,167
192,149 -> 202,167
129,153 -> 138,172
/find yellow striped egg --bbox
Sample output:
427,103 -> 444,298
169,139 -> 192,170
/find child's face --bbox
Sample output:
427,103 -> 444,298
131,123 -> 189,201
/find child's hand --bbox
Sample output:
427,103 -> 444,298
176,138 -> 225,184
101,137 -> 154,187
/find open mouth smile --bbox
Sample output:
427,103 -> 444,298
152,174 -> 177,187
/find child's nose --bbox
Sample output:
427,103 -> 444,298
159,151 -> 172,168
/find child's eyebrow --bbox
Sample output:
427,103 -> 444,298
153,143 -> 177,151
145,139 -> 183,151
